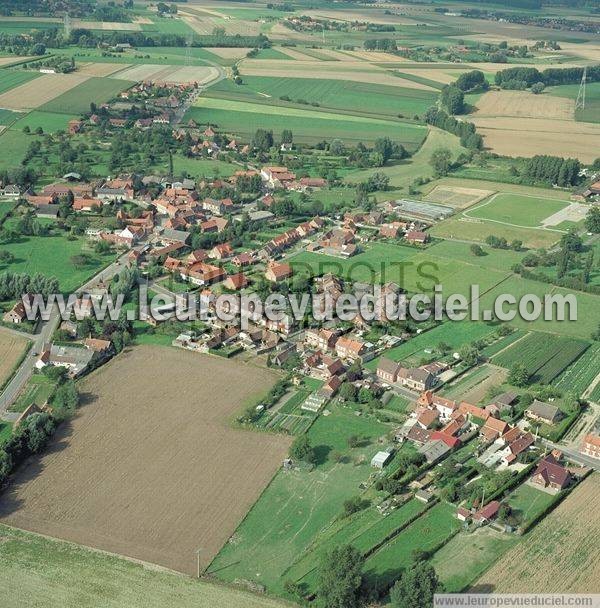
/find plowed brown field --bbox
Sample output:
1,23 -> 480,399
0,346 -> 290,575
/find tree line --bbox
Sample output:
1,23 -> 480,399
522,155 -> 581,187
0,272 -> 59,301
495,65 -> 600,89
423,107 -> 483,150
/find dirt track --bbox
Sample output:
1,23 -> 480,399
0,346 -> 290,575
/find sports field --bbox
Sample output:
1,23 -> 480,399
466,193 -> 569,228
0,347 -> 290,576
475,474 -> 600,592
0,525 -> 295,608
186,98 -> 427,147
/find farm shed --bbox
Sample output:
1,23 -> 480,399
371,450 -> 393,469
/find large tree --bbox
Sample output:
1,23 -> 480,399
318,545 -> 364,608
390,562 -> 439,608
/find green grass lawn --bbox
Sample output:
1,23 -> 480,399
0,233 -> 114,293
506,483 -> 556,527
208,76 -> 438,119
10,110 -> 77,133
0,69 -> 41,94
362,501 -> 460,587
9,374 -> 57,413
0,201 -> 16,223
0,524 -> 293,608
40,77 -> 134,115
0,421 -> 13,445
172,155 -> 237,178
546,82 -> 600,124
467,193 -> 569,228
366,321 -> 495,369
208,403 -> 390,596
185,98 -> 427,148
431,527 -> 518,592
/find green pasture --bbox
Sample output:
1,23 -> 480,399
546,82 -> 600,124
208,403 -> 389,595
12,111 -> 76,133
186,98 -> 427,147
0,69 -> 41,94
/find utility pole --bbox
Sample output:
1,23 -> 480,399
185,31 -> 193,67
196,548 -> 203,579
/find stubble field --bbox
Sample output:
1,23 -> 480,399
0,73 -> 90,110
0,346 -> 291,576
474,474 -> 600,592
0,330 -> 29,388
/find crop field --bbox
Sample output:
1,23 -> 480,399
0,329 -> 29,389
493,331 -> 589,383
363,501 -> 460,587
0,233 -> 113,293
208,76 -> 438,119
186,98 -> 427,147
208,403 -> 389,594
0,347 -> 290,576
475,474 -> 600,592
39,77 -> 134,115
481,329 -> 528,359
470,116 -> 600,163
552,343 -> 600,395
0,526 -> 293,608
432,527 -> 518,592
423,185 -> 495,209
0,73 -> 90,110
76,62 -> 129,76
113,64 -> 219,85
0,69 -> 41,94
474,90 -> 574,120
467,193 -> 569,228
179,10 -> 260,36
238,59 -> 436,90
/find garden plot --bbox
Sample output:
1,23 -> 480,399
0,73 -> 89,110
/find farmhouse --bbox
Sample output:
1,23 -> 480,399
418,391 -> 458,420
405,230 -> 429,244
265,262 -> 292,283
304,328 -> 338,352
531,455 -> 571,491
397,367 -> 435,392
473,500 -> 501,525
335,336 -> 367,361
377,357 -> 400,384
36,344 -> 94,377
525,400 -> 561,425
2,295 -> 34,324
419,439 -> 450,464
581,431 -> 600,459
224,273 -> 248,291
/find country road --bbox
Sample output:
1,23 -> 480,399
0,253 -> 130,415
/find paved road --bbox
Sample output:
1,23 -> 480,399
0,254 -> 129,415
540,438 -> 600,471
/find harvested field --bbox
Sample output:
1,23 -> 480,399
343,50 -> 409,63
206,46 -> 252,60
0,346 -> 291,576
474,90 -> 574,120
180,11 -> 259,36
72,20 -> 141,31
471,116 -> 600,163
0,329 -> 29,388
112,64 -> 218,85
272,47 -> 312,60
396,68 -> 460,85
0,56 -> 34,67
423,185 -> 495,209
473,474 -> 600,593
76,62 -> 130,76
0,73 -> 89,110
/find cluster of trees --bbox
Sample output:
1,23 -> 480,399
455,70 -> 489,92
363,38 -> 397,51
485,235 -> 523,251
0,272 -> 59,301
312,544 -> 439,608
440,85 -> 465,115
424,107 -> 483,150
495,65 -> 600,89
522,155 -> 581,187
